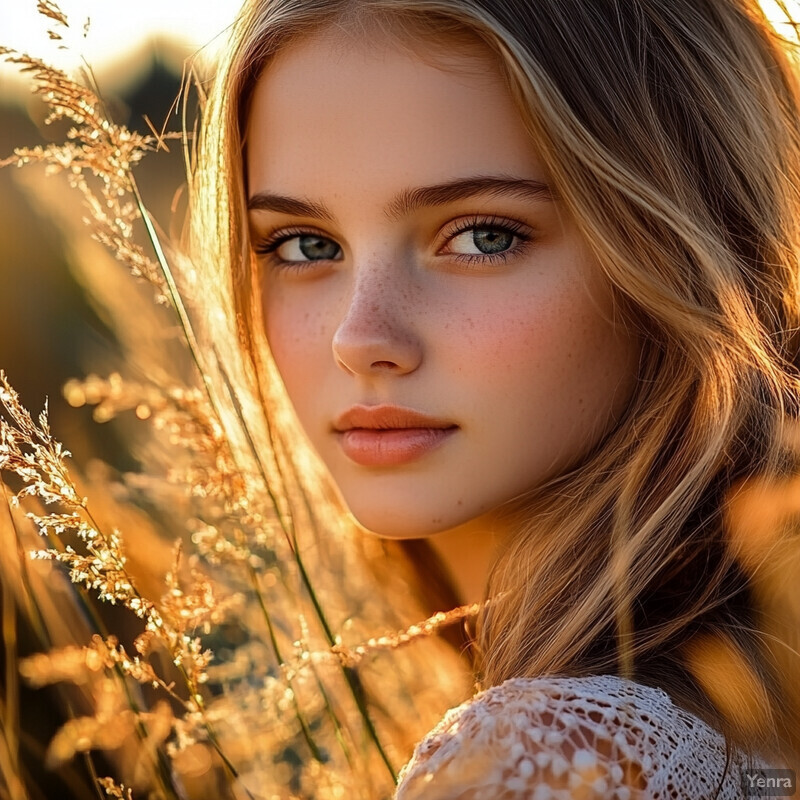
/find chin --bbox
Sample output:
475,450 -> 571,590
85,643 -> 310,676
347,504 -> 461,540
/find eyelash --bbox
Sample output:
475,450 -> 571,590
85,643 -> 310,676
444,215 -> 533,267
252,214 -> 534,274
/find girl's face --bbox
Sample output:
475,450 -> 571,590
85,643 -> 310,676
246,27 -> 640,538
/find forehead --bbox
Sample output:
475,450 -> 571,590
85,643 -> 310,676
244,26 -> 545,203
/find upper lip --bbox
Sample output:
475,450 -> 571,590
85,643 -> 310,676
333,404 -> 457,431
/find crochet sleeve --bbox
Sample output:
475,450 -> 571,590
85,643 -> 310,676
393,674 -> 785,800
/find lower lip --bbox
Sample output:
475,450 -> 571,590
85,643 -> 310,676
337,427 -> 457,467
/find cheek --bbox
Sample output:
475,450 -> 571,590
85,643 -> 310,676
452,276 -> 636,433
263,296 -> 330,411
449,277 -> 583,384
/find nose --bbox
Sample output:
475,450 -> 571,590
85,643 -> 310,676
331,261 -> 423,377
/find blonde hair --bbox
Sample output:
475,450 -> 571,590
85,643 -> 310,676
191,0 -> 800,772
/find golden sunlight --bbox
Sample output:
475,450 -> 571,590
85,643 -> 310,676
762,0 -> 800,38
1,0 -> 798,80
0,0 -> 239,89
1,0 -> 798,96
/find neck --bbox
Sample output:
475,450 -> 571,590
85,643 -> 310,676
425,510 -> 512,607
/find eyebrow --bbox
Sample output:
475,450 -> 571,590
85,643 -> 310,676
246,175 -> 555,223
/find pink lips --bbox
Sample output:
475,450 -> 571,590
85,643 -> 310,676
333,404 -> 458,467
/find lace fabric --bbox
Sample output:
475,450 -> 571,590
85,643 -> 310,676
394,674 -> 787,800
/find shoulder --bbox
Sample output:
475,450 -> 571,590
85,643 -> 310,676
394,674 -> 774,800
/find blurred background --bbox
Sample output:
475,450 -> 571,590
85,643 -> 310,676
0,0 -> 241,460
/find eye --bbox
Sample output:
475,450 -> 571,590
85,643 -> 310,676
449,227 -> 515,255
252,226 -> 342,271
440,215 -> 534,267
275,234 -> 341,262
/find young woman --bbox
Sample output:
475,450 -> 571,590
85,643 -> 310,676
190,0 -> 800,795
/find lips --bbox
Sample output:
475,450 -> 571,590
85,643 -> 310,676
333,404 -> 456,432
333,404 -> 458,466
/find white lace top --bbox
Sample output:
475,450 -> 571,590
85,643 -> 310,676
394,674 -> 787,799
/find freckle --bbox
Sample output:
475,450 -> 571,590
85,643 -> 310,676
457,500 -> 462,506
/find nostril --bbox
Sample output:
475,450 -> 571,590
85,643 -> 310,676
371,360 -> 399,370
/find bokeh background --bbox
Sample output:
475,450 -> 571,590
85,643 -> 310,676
0,1 -> 241,460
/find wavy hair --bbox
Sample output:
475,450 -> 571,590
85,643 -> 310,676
191,0 -> 800,771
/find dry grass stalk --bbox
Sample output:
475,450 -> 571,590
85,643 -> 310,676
0,42 -> 168,303
97,777 -> 134,800
0,371 -> 235,789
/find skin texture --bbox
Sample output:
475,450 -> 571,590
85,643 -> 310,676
245,27 -> 641,598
